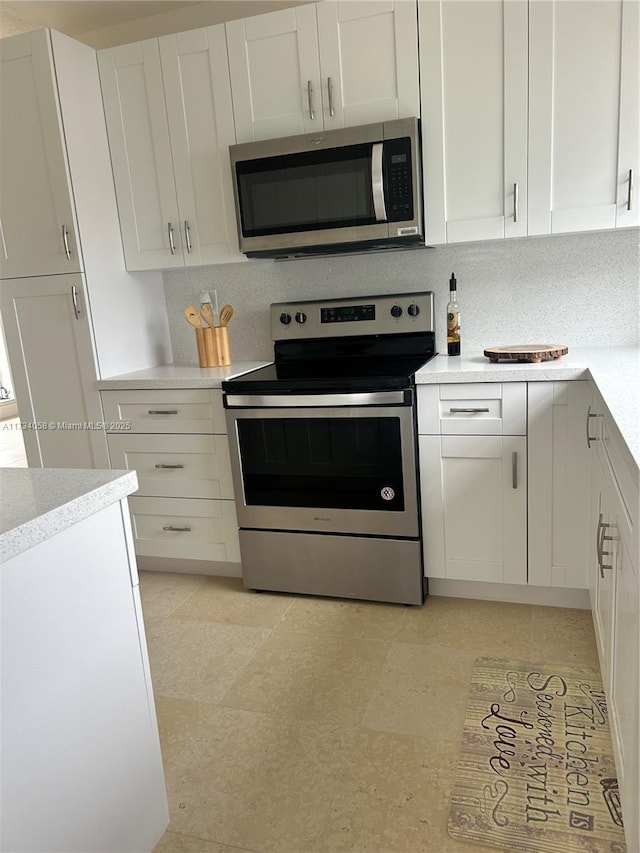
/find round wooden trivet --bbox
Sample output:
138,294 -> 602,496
484,344 -> 569,364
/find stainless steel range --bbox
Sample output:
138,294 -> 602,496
222,291 -> 436,605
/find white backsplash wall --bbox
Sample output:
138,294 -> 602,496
164,229 -> 639,364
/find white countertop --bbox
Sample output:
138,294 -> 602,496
416,346 -> 639,472
96,361 -> 269,390
0,468 -> 138,563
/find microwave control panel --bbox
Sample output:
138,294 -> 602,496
385,138 -> 413,222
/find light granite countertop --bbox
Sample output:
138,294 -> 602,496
96,361 -> 269,390
415,346 -> 639,472
0,468 -> 138,563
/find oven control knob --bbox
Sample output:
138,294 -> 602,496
390,305 -> 403,318
280,312 -> 292,325
408,304 -> 420,317
295,311 -> 307,324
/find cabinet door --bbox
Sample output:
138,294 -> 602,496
611,509 -> 639,853
316,0 -> 419,129
529,0 -> 639,234
420,434 -> 527,583
0,31 -> 81,278
528,381 -> 592,588
159,27 -> 244,266
98,40 -> 183,270
591,449 -> 616,688
226,5 -> 322,142
419,0 -> 528,244
0,274 -> 107,468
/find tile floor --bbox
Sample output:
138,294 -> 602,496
141,572 -> 601,853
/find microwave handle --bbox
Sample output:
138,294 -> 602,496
372,142 -> 387,222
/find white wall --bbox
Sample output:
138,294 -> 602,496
164,228 -> 640,364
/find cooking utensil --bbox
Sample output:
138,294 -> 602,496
184,305 -> 202,328
219,304 -> 234,326
200,302 -> 215,328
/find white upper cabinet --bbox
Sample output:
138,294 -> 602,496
315,0 -> 420,129
227,0 -> 419,143
419,0 -> 528,245
0,31 -> 81,278
226,4 -> 321,142
529,0 -> 639,234
98,26 -> 242,271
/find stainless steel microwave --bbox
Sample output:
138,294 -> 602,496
229,117 -> 423,259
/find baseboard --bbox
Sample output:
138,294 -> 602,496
427,578 -> 591,609
136,555 -> 242,578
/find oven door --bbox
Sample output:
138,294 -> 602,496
224,390 -> 419,538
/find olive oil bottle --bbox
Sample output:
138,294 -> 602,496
447,273 -> 461,356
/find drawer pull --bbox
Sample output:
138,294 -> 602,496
154,464 -> 184,469
512,451 -> 518,489
449,407 -> 490,414
148,409 -> 178,415
162,525 -> 192,532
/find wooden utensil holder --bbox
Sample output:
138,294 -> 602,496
195,326 -> 231,367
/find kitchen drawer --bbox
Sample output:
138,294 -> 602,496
101,389 -> 226,433
417,382 -> 527,435
106,433 -> 234,499
128,496 -> 240,563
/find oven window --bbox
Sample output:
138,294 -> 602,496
237,416 -> 405,511
236,143 -> 376,237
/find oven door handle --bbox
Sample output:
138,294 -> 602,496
224,390 -> 408,408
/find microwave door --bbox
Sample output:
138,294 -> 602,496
234,142 -> 389,253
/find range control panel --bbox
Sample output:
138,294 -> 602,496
271,292 -> 434,341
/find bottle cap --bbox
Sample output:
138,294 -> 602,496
449,273 -> 457,291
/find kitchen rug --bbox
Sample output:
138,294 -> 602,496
448,657 -> 627,852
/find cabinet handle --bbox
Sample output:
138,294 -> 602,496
512,451 -> 518,489
71,284 -> 80,319
168,222 -> 176,255
307,80 -> 315,120
148,409 -> 178,415
628,168 -> 634,211
586,405 -> 601,448
513,182 -> 519,222
62,225 -> 72,260
162,525 -> 191,532
327,76 -> 335,117
449,407 -> 490,413
184,220 -> 192,253
154,463 -> 184,469
596,513 -> 616,577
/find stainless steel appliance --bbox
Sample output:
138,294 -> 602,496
222,291 -> 436,605
229,118 -> 423,258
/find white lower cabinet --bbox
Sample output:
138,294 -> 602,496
420,433 -> 527,583
0,274 -> 109,468
128,496 -> 240,563
102,388 -> 240,576
418,382 -> 527,583
588,387 -> 639,853
527,381 -> 592,588
1,497 -> 168,851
